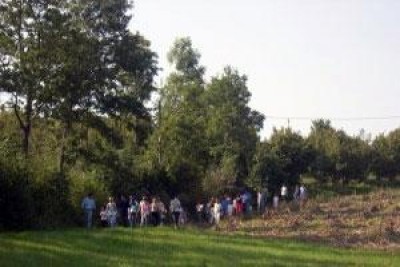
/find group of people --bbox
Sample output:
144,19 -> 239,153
195,184 -> 308,228
82,194 -> 184,229
81,184 -> 308,229
273,184 -> 308,209
195,190 -> 253,227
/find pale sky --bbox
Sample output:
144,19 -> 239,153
1,1 -> 399,139
133,0 -> 400,139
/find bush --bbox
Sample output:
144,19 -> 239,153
30,172 -> 74,229
0,161 -> 33,230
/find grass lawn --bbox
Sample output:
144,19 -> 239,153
0,227 -> 399,267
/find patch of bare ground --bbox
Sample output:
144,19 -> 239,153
220,189 -> 400,250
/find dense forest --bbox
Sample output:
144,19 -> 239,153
1,0 -> 399,230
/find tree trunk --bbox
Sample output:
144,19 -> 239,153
59,121 -> 71,173
13,98 -> 31,157
24,93 -> 33,156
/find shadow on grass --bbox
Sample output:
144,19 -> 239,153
0,227 -> 399,267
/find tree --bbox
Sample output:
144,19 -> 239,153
307,119 -> 339,183
167,37 -> 205,83
0,0 -> 58,155
334,130 -> 371,183
205,66 -> 264,187
250,128 -> 313,194
370,129 -> 400,181
143,37 -> 207,197
38,0 -> 158,172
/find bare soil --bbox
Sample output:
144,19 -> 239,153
220,189 -> 400,250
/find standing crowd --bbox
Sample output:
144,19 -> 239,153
81,184 -> 308,229
195,184 -> 308,228
82,194 -> 184,229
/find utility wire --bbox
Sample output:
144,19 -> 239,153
265,115 -> 400,121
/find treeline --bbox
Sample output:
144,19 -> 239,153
250,122 -> 400,194
0,0 -> 399,230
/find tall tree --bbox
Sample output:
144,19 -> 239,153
205,66 -> 264,187
144,37 -> 207,196
0,0 -> 57,155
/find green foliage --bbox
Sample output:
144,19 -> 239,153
307,120 -> 338,182
0,159 -> 32,230
370,129 -> 400,181
0,0 -> 158,229
67,168 -> 109,219
143,37 -> 208,198
308,120 -> 372,184
1,1 -> 400,231
334,130 -> 371,183
167,37 -> 205,82
203,155 -> 237,196
206,67 -> 264,186
250,128 -> 312,193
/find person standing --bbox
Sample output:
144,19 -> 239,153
81,193 -> 96,229
299,184 -> 308,208
293,185 -> 300,202
260,189 -> 267,214
117,195 -> 129,226
128,196 -> 138,227
150,197 -> 160,226
158,199 -> 167,226
170,196 -> 182,229
235,195 -> 243,216
273,193 -> 280,210
213,199 -> 222,228
139,196 -> 150,227
196,201 -> 204,223
106,197 -> 118,227
280,184 -> 288,202
257,191 -> 262,213
221,195 -> 229,217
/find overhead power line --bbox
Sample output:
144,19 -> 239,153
265,115 -> 400,121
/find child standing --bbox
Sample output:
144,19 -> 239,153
106,197 -> 117,227
100,206 -> 108,227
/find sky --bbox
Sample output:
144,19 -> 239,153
133,0 -> 400,139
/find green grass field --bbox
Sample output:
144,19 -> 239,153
0,227 -> 398,267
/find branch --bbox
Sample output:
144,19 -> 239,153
13,95 -> 26,131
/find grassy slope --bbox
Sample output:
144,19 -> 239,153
0,227 -> 399,267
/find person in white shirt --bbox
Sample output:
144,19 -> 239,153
81,193 -> 96,228
299,184 -> 307,207
213,199 -> 222,227
257,191 -> 262,213
281,185 -> 288,202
